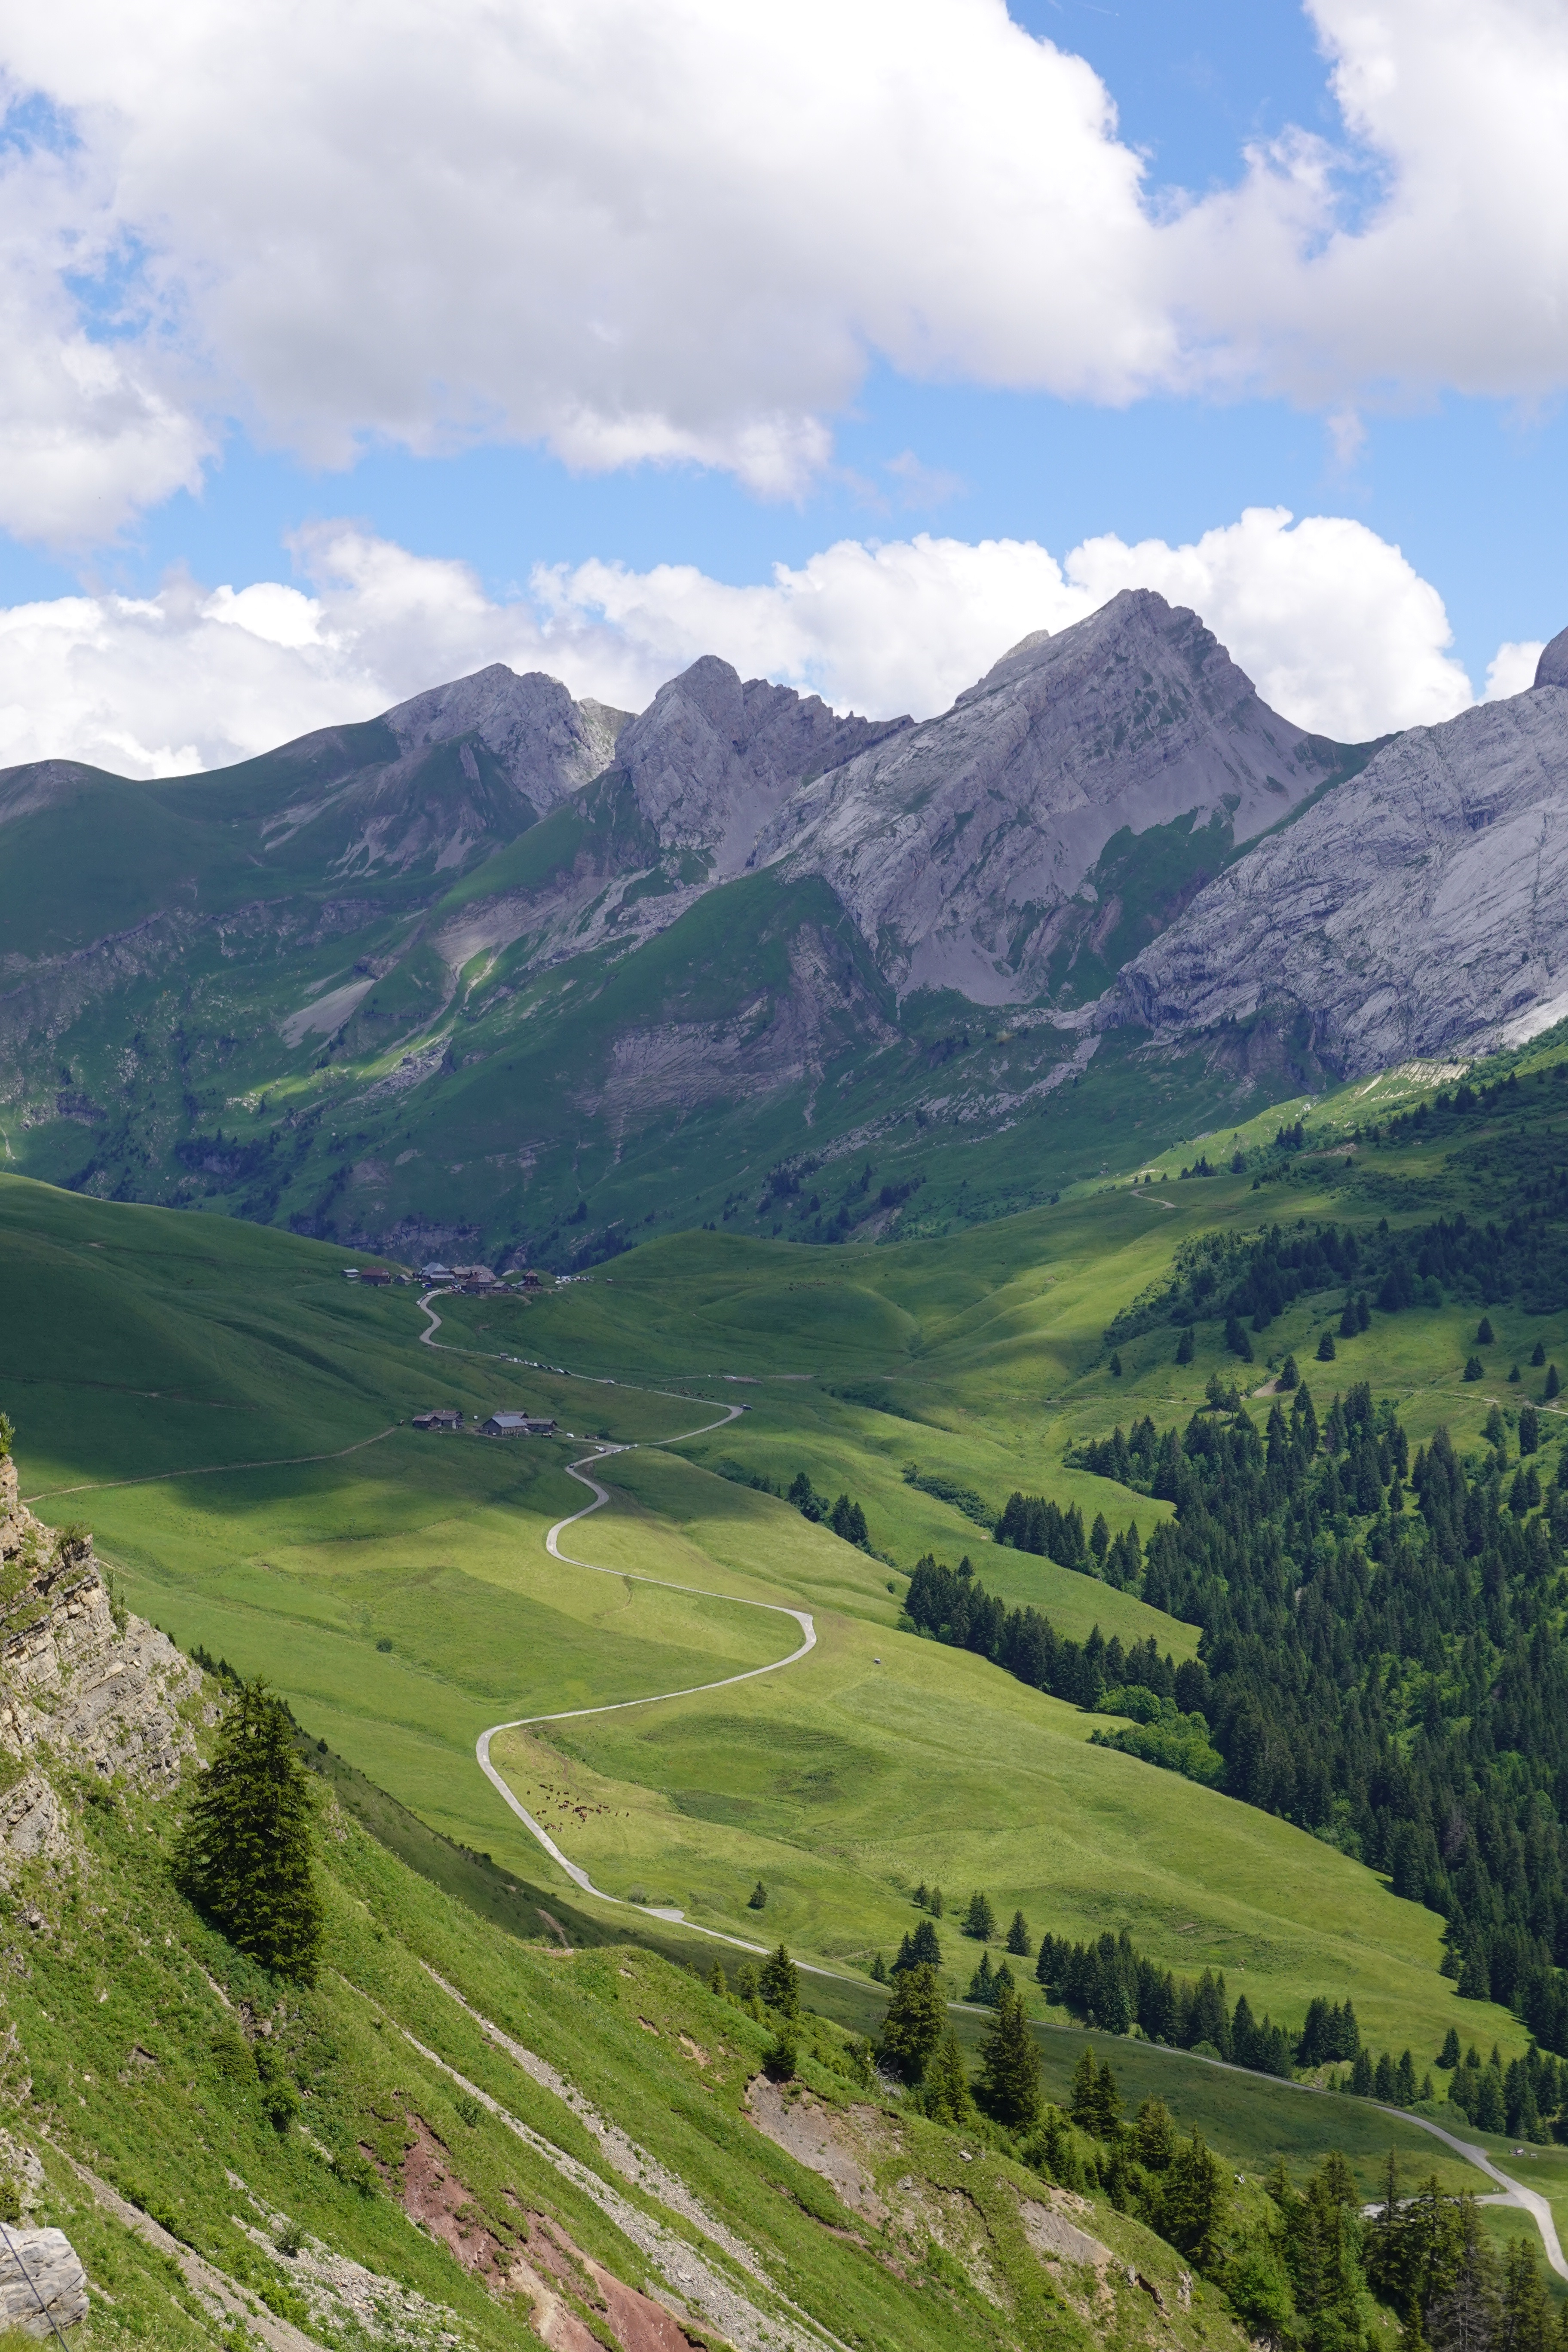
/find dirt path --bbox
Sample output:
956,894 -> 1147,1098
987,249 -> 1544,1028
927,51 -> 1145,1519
476,1436 -> 818,1951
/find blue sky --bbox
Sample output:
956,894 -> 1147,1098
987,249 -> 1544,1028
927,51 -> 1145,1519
2,0 -> 1565,769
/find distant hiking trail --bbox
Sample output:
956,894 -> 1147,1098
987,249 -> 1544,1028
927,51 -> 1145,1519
416,1289 -> 822,1956
437,1289 -> 1568,2258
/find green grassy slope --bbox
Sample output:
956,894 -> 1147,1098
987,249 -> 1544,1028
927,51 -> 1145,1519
14,1683 -> 1270,2352
7,1024 -> 1567,2148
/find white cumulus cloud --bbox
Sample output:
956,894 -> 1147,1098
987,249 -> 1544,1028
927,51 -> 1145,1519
0,509 -> 1501,777
1484,640 -> 1546,701
1,1 -> 1567,541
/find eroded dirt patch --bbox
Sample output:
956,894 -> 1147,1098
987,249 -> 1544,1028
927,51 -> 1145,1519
519,2213 -> 701,2352
745,2076 -> 885,2224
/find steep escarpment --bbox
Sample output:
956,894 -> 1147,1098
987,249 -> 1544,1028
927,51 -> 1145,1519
1106,668 -> 1568,1076
754,589 -> 1351,1003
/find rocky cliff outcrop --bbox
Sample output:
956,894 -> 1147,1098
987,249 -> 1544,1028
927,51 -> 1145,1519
753,590 -> 1348,1003
615,656 -> 904,881
0,1451 -> 202,1872
1104,671 -> 1568,1076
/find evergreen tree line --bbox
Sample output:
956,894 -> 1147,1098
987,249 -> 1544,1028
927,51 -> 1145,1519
785,1470 -> 870,1548
1035,1925 -> 1333,2079
1054,2046 -> 1562,2352
1106,1202 -> 1568,1354
1436,2032 -> 1568,2140
900,1549 -> 1190,1712
1069,1372 -> 1568,2055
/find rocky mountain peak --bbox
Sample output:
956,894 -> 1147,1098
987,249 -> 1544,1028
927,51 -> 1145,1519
382,662 -> 629,790
1535,627 -> 1568,691
615,656 -> 907,878
751,587 -> 1345,1002
1105,677 -> 1568,1073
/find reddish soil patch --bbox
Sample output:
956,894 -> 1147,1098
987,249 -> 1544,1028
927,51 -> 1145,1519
522,2213 -> 701,2352
398,2117 -> 511,2278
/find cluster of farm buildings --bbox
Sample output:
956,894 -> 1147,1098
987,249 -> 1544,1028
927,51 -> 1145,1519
410,1407 -> 557,1436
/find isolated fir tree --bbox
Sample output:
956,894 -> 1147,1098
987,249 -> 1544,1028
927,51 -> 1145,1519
1532,1340 -> 1547,1368
1317,1329 -> 1337,1362
174,1681 -> 323,1982
1005,1908 -> 1032,1957
1175,1328 -> 1195,1366
1547,1365 -> 1561,1400
879,1962 -> 945,2082
1464,1356 -> 1485,1382
1440,2026 -> 1461,2069
1278,1354 -> 1299,1390
978,1983 -> 1041,2126
1478,1316 -> 1495,1346
962,1890 -> 997,1941
869,1952 -> 888,1984
927,1885 -> 944,1917
747,1880 -> 767,1910
759,1942 -> 800,2018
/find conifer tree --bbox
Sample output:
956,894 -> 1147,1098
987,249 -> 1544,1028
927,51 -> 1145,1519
175,1681 -> 323,1982
1175,1327 -> 1194,1366
920,2027 -> 973,2125
967,1951 -> 996,2005
978,1983 -> 1041,2125
962,1890 -> 997,1941
1318,1329 -> 1337,1361
1005,1908 -> 1032,1957
760,1943 -> 800,2018
1547,1366 -> 1561,1400
1532,1340 -> 1547,1368
870,1952 -> 887,1984
747,1880 -> 768,1910
707,1957 -> 727,1996
1479,1317 -> 1496,1346
1440,2026 -> 1461,2069
879,1963 -> 945,2082
928,1885 -> 944,1917
1279,1354 -> 1299,1390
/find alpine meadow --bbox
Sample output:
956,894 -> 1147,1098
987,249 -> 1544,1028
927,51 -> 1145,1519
9,12 -> 1568,2351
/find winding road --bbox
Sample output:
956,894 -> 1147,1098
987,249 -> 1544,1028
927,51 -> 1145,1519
476,1439 -> 817,1948
430,1292 -> 1568,2265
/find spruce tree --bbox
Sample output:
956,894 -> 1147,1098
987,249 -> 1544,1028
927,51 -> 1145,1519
760,1943 -> 800,2018
1175,1327 -> 1194,1366
978,1984 -> 1041,2125
1279,1354 -> 1299,1390
707,1957 -> 727,1996
747,1880 -> 768,1909
870,1952 -> 888,1984
1318,1329 -> 1337,1361
920,2027 -> 973,2125
1440,2026 -> 1461,2069
966,1951 -> 996,2005
1547,1365 -> 1561,1400
175,1681 -> 323,1982
1478,1316 -> 1495,1346
879,1963 -> 945,2082
962,1890 -> 997,1941
1005,1908 -> 1032,1957
910,1917 -> 942,1967
1532,1339 -> 1547,1368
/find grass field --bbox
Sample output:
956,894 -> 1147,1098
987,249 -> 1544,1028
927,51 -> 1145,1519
6,1036 -> 1568,2190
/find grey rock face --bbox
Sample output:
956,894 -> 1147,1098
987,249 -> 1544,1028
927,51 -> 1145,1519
1106,681 -> 1568,1074
381,663 -> 628,804
616,655 -> 904,879
1536,628 -> 1568,691
260,663 -> 633,876
0,2229 -> 89,2337
753,590 -> 1342,1003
